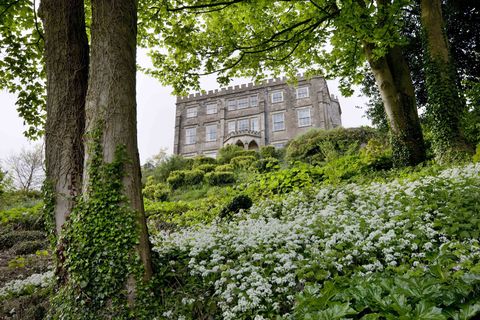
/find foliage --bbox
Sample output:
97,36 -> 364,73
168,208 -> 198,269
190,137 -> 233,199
0,202 -> 43,229
0,271 -> 53,301
143,176 -> 169,201
216,145 -> 245,164
184,169 -> 205,185
150,163 -> 480,319
0,230 -> 44,250
219,194 -> 253,219
259,146 -> 282,160
462,80 -> 480,147
246,163 -> 323,197
195,163 -> 216,173
473,145 -> 480,163
167,169 -> 205,190
146,188 -> 236,228
192,155 -> 217,167
49,135 -> 151,319
140,0 -> 410,96
166,170 -> 186,190
204,171 -> 235,186
251,157 -> 280,173
295,266 -> 480,319
286,127 -> 379,164
144,154 -> 193,183
12,239 -> 46,255
230,155 -> 257,170
422,45 -> 471,161
0,0 -> 46,139
215,164 -> 234,172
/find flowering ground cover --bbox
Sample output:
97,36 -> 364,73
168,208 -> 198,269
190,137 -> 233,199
151,163 -> 480,319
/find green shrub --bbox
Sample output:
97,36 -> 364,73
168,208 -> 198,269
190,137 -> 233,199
193,155 -> 217,167
321,155 -> 367,183
0,202 -> 44,229
251,157 -> 280,173
205,171 -> 235,186
248,163 -> 324,197
219,194 -> 253,219
166,170 -> 186,189
230,155 -> 257,169
196,164 -> 217,173
143,177 -> 169,201
286,127 -> 379,164
215,164 -> 234,172
144,155 -> 193,183
167,169 -> 205,189
184,169 -> 205,185
473,144 -> 480,163
236,150 -> 259,158
12,240 -> 47,255
359,137 -> 393,170
259,145 -> 280,159
0,230 -> 45,250
217,145 -> 244,164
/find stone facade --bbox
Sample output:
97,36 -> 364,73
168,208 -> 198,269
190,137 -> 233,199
173,75 -> 342,158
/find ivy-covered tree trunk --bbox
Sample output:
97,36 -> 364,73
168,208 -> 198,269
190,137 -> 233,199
364,43 -> 426,166
420,0 -> 471,161
73,0 -> 152,314
39,0 -> 88,235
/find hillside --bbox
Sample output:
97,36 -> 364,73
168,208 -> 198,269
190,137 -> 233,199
1,128 -> 479,319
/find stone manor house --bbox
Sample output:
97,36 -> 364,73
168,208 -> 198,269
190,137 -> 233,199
173,75 -> 342,158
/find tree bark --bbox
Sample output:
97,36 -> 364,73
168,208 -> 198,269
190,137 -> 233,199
364,43 -> 426,166
420,0 -> 471,161
84,0 -> 152,294
39,0 -> 88,234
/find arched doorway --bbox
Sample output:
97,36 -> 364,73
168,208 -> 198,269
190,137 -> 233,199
235,140 -> 245,149
248,140 -> 259,151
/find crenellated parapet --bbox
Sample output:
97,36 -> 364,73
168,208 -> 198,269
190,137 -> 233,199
176,74 -> 319,103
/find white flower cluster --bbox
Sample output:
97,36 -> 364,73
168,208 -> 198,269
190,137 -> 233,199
0,271 -> 54,299
152,163 -> 480,319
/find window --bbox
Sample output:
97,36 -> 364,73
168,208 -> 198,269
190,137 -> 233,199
297,108 -> 312,127
185,127 -> 196,145
238,119 -> 249,131
186,107 -> 197,118
296,87 -> 309,99
249,95 -> 258,107
273,142 -> 285,148
206,124 -> 217,142
227,100 -> 237,111
272,113 -> 285,131
228,121 -> 236,133
206,103 -> 217,114
250,117 -> 259,131
237,97 -> 249,109
271,90 -> 283,103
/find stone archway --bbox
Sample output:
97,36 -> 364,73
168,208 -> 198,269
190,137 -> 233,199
235,140 -> 245,149
248,140 -> 259,151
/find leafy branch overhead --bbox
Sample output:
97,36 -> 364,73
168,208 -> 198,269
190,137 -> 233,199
139,0 -> 411,95
0,0 -> 45,139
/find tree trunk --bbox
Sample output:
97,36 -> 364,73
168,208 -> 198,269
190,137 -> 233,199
83,0 -> 152,303
364,43 -> 426,166
420,0 -> 471,161
39,0 -> 88,234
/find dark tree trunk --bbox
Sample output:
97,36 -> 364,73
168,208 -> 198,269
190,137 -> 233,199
83,0 -> 152,299
420,0 -> 471,161
39,0 -> 88,234
364,43 -> 426,166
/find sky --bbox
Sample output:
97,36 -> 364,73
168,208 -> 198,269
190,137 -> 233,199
0,51 -> 371,165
